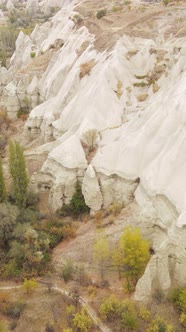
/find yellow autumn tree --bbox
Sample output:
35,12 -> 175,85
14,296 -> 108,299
113,226 -> 150,288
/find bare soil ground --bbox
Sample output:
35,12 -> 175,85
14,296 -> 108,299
74,0 -> 186,51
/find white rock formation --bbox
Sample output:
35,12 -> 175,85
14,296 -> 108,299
25,0 -> 40,16
6,0 -> 15,11
2,0 -> 186,299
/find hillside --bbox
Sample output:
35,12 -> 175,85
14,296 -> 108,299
1,0 -> 186,329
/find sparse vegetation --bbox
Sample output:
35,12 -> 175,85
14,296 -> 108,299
163,0 -> 170,6
93,233 -> 110,282
112,6 -> 122,12
96,9 -> 107,20
30,51 -> 36,59
62,260 -> 74,283
116,80 -> 123,98
79,60 -> 96,79
81,129 -> 98,152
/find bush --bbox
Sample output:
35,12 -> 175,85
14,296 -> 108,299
4,302 -> 25,319
96,9 -> 107,19
122,311 -> 138,329
112,6 -> 121,12
45,323 -> 55,332
81,129 -> 98,152
17,108 -> 29,119
59,182 -> 90,217
106,202 -> 123,216
25,191 -> 39,210
168,287 -> 186,312
30,51 -> 36,58
22,278 -> 37,294
121,299 -> 138,330
62,261 -> 74,283
180,312 -> 186,327
61,224 -> 76,240
99,295 -> 122,321
163,0 -> 169,6
138,305 -> 150,321
16,208 -> 41,224
73,308 -> 93,332
146,316 -> 174,332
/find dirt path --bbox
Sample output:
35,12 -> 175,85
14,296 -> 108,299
0,284 -> 112,332
74,0 -> 186,51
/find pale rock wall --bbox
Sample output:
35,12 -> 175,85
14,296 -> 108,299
2,0 -> 186,299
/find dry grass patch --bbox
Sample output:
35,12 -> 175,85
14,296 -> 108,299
137,93 -> 148,102
79,59 -> 96,79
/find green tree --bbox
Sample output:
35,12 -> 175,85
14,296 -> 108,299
93,233 -> 110,282
0,157 -> 6,202
70,182 -> 90,216
114,227 -> 150,287
9,141 -> 29,208
0,203 -> 19,249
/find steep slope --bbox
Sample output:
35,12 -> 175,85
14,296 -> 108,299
2,0 -> 186,300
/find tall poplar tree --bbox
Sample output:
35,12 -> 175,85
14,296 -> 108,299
9,141 -> 29,207
0,156 -> 6,202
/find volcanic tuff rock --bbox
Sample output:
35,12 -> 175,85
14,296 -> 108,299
2,0 -> 186,300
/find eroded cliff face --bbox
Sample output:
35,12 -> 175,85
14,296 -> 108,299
2,0 -> 186,299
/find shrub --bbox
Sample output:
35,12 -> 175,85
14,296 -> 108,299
10,320 -> 17,330
25,191 -> 39,210
59,182 -> 90,217
16,208 -> 41,224
61,224 -> 76,240
179,312 -> 186,327
177,288 -> 186,312
45,323 -> 55,332
99,295 -> 122,321
168,287 -> 186,312
22,278 -> 37,294
106,202 -> 123,216
4,302 -> 25,319
73,308 -> 93,332
17,108 -> 29,119
72,14 -> 83,24
81,129 -> 98,152
0,108 -> 11,130
133,81 -> 148,87
62,260 -> 74,283
139,305 -> 150,321
121,299 -> 138,330
112,6 -> 121,12
121,311 -> 138,329
30,51 -> 36,58
0,136 -> 6,154
87,285 -> 97,299
96,9 -> 107,19
146,316 -> 174,332
163,0 -> 169,6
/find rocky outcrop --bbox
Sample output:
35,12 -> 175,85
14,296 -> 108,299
2,0 -> 186,299
25,0 -> 40,16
